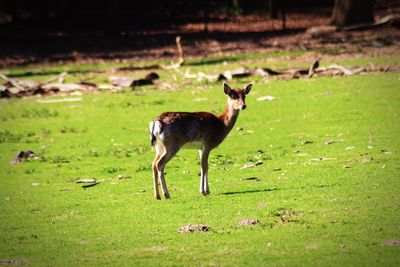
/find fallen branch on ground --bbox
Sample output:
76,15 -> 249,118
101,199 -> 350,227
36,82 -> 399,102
343,14 -> 400,31
161,36 -> 185,70
180,60 -> 395,82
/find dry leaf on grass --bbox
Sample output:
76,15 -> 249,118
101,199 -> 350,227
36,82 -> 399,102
360,157 -> 374,164
310,157 -> 336,161
117,175 -> 132,180
257,95 -> 275,101
75,179 -> 97,183
382,239 -> 400,246
240,161 -> 263,169
240,177 -> 260,181
178,224 -> 211,233
239,219 -> 260,226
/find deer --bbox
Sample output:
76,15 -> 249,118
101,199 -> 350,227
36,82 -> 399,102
148,82 -> 252,200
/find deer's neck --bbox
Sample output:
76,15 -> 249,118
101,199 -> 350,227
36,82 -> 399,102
219,102 -> 239,134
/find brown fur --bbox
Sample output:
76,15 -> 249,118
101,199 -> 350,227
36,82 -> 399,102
156,112 -> 226,149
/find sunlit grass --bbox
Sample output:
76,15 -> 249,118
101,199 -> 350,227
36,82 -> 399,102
0,52 -> 399,266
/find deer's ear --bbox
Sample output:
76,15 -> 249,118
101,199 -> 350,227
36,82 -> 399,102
243,83 -> 253,95
223,82 -> 232,95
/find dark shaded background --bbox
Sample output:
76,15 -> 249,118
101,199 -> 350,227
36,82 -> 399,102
0,0 -> 398,66
0,0 -> 334,32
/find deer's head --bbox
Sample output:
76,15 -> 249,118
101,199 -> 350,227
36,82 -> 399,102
223,82 -> 252,111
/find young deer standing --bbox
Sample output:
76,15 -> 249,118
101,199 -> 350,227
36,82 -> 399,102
149,82 -> 252,200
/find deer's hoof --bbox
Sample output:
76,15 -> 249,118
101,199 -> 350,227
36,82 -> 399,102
164,192 -> 171,199
155,195 -> 161,200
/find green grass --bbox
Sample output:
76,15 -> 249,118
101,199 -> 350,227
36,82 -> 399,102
0,53 -> 399,266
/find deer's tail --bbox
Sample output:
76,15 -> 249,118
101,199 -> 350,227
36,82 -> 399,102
149,120 -> 162,146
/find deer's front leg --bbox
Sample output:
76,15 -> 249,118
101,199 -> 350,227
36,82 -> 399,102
199,148 -> 210,195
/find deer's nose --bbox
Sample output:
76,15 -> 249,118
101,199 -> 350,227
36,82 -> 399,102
242,104 -> 247,110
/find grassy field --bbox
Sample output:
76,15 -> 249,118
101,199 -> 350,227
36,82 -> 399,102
0,52 -> 400,266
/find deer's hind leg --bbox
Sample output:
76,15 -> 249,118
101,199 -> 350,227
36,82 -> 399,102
156,142 -> 180,199
152,142 -> 165,200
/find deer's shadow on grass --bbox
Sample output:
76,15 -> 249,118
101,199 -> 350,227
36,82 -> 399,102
219,187 -> 278,196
